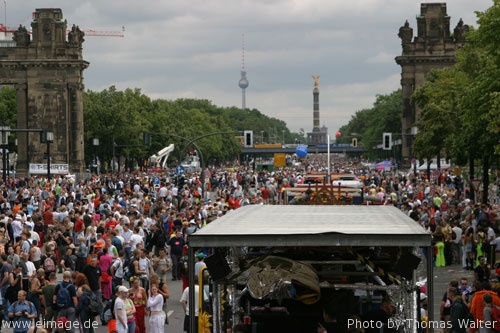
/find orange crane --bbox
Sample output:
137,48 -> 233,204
82,27 -> 125,37
0,23 -> 125,37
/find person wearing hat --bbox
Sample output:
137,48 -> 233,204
194,252 -> 207,280
186,220 -> 198,236
114,285 -> 129,333
12,214 -> 24,241
93,240 -> 105,256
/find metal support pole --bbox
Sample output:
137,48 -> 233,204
2,145 -> 6,184
188,246 -> 196,333
427,245 -> 434,332
47,140 -> 51,181
45,130 -> 54,181
1,127 -> 8,184
327,134 -> 331,184
112,140 -> 116,173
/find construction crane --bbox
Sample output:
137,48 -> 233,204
82,27 -> 125,37
0,23 -> 125,37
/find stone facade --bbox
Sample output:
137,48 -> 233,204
0,8 -> 88,176
395,3 -> 468,168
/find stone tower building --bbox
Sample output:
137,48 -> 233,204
395,3 -> 468,168
0,8 -> 88,176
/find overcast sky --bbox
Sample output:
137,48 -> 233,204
6,0 -> 492,134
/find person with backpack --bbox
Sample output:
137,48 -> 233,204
137,249 -> 153,292
52,271 -> 77,333
127,250 -> 140,284
109,250 -> 125,289
8,290 -> 37,333
449,286 -> 470,333
76,284 -> 99,333
43,249 -> 57,280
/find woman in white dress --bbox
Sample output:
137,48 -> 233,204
147,284 -> 165,333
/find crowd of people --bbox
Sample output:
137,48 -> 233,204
0,154 -> 497,333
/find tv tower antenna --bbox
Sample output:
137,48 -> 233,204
238,33 -> 249,111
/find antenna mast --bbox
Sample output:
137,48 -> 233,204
238,33 -> 249,111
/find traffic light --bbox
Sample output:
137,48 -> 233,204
351,138 -> 358,147
244,130 -> 253,147
383,133 -> 392,150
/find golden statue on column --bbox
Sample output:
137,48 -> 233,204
312,75 -> 320,87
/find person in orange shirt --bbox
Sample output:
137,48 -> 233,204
470,281 -> 500,328
93,192 -> 101,212
12,201 -> 21,216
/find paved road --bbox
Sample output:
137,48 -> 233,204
432,263 -> 474,330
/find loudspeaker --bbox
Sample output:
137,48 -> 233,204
394,253 -> 421,280
204,250 -> 231,281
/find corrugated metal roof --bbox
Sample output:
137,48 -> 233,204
189,205 -> 431,247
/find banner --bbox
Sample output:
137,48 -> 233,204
273,153 -> 286,167
29,163 -> 69,175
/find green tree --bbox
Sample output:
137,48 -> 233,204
0,86 -> 16,128
412,68 -> 469,170
0,86 -> 18,154
410,0 -> 500,203
456,1 -> 500,203
84,86 -> 153,170
338,90 -> 402,160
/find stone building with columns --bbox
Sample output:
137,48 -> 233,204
395,3 -> 469,168
0,8 -> 88,176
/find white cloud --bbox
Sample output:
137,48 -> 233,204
365,51 -> 394,64
7,0 -> 493,132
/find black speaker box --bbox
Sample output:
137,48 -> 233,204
394,253 -> 421,280
204,250 -> 231,281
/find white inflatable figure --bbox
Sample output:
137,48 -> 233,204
150,144 -> 175,168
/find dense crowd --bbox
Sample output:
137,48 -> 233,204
0,154 -> 498,333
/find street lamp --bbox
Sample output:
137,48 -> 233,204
282,130 -> 285,145
1,126 -> 10,184
46,131 -> 53,181
93,138 -> 99,174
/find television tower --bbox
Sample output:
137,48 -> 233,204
238,34 -> 249,110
